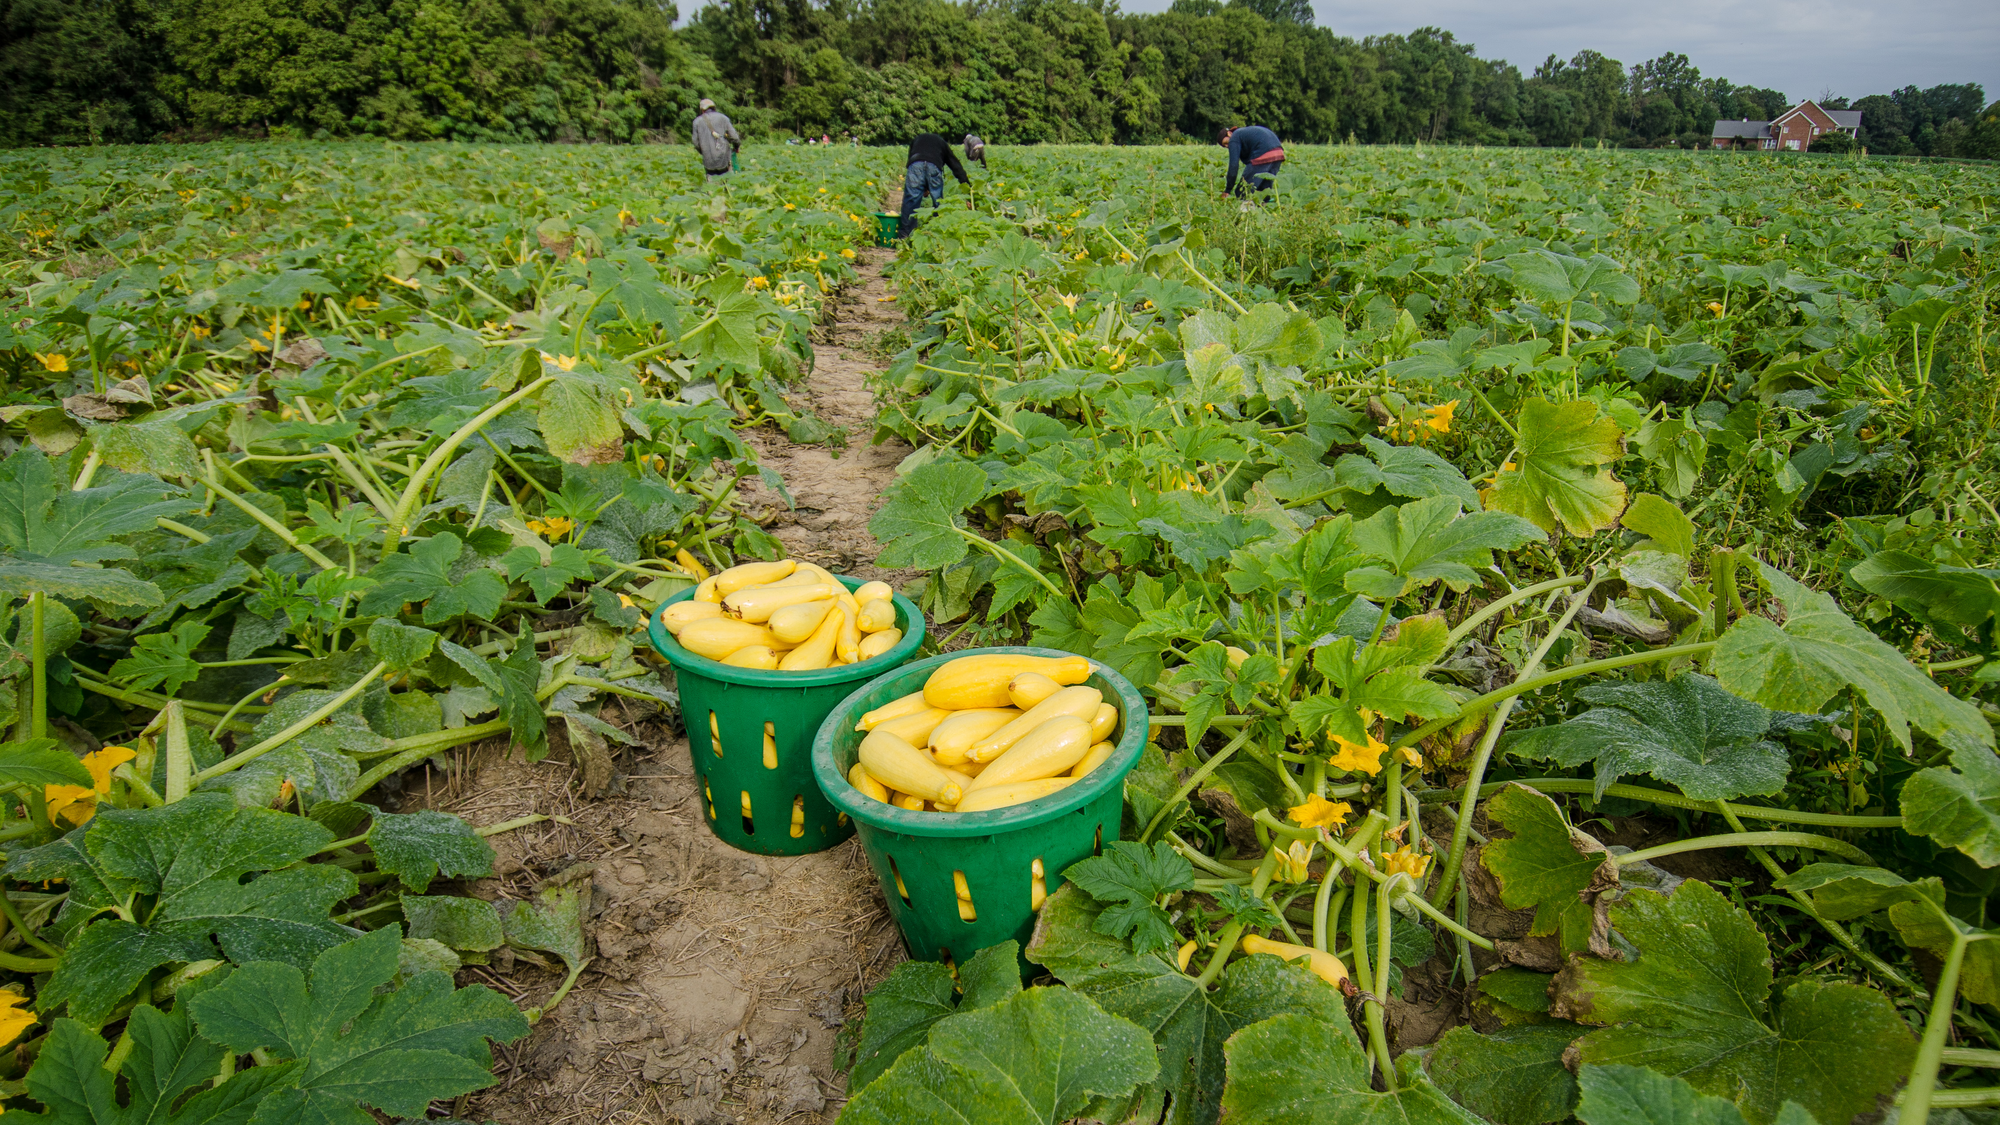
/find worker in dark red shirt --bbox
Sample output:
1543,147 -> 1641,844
1218,125 -> 1285,196
896,132 -> 972,239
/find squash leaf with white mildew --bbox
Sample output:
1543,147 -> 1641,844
1575,1064 -> 1820,1125
845,941 -> 1023,1095
1426,1022 -> 1584,1125
1551,880 -> 1913,1125
186,926 -> 529,1123
1485,398 -> 1627,536
837,985 -> 1157,1125
1505,673 -> 1788,801
1220,1012 -> 1485,1125
365,810 -> 494,893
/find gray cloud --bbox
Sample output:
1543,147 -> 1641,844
1114,0 -> 1999,103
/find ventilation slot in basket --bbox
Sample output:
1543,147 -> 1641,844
740,791 -> 754,836
709,712 -> 722,758
888,856 -> 912,907
763,722 -> 777,769
954,870 -> 976,922
1031,857 -> 1047,911
790,795 -> 805,838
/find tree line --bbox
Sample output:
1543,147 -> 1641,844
2,0 -> 1995,155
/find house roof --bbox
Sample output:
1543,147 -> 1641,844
1712,119 -> 1772,138
1826,109 -> 1863,129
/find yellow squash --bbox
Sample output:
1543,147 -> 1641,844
678,618 -> 777,661
962,715 -> 1093,793
674,548 -> 710,581
714,559 -> 795,596
857,730 -> 963,804
660,601 -> 723,634
834,593 -> 862,663
779,602 -> 844,670
768,598 -> 835,645
857,598 -> 896,633
693,575 -> 723,603
848,762 -> 890,803
954,776 -> 1077,813
968,686 -> 1103,763
923,653 -> 1092,710
891,792 -> 925,811
928,708 -> 1018,766
872,706 -> 953,747
1239,935 -> 1350,987
853,580 -> 893,605
1006,672 -> 1062,709
1069,740 -> 1115,778
856,628 -> 901,661
724,581 -> 839,623
1088,702 -> 1119,742
721,645 -> 780,669
857,690 -> 930,732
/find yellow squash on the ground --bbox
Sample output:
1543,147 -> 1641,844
1240,935 -> 1349,987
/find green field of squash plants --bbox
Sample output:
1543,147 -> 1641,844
2,139 -> 1998,1125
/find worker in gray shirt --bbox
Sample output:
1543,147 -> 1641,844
692,99 -> 741,180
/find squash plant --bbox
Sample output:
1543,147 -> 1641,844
849,145 -> 2000,1124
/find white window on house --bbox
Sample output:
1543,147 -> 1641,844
1785,139 -> 1800,150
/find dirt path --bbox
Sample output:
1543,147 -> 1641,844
455,251 -> 916,1125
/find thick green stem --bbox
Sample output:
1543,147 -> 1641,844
955,528 -> 1066,599
383,375 -> 554,554
30,592 -> 46,741
1439,575 -> 1588,657
203,475 -> 341,571
1432,575 -> 1602,906
1903,930 -> 1970,1125
1615,831 -> 1874,867
162,701 -> 190,803
348,718 -> 512,798
1141,724 -> 1257,842
1193,849 -> 1279,989
1449,778 -> 1903,828
0,889 -> 61,957
192,662 -> 389,784
1350,871 -> 1397,1086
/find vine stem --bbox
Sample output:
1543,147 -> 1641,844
1191,849 -> 1279,989
192,662 -> 389,784
953,528 -> 1066,599
1439,778 -> 1904,828
1431,572 -> 1602,907
1437,574 -> 1587,657
383,375 -> 554,555
1614,831 -> 1873,866
1903,924 -> 1970,1125
1350,868 -> 1397,1087
1140,724 -> 1257,842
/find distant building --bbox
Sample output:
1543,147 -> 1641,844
1710,101 -> 1863,151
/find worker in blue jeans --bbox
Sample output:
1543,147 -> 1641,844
1219,124 -> 1285,196
896,132 -> 972,239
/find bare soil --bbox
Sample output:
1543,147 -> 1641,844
446,251 -> 917,1125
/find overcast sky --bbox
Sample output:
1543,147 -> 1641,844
1113,0 -> 2000,104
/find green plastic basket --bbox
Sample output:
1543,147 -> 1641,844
647,576 -> 924,856
812,647 -> 1147,968
872,211 -> 900,246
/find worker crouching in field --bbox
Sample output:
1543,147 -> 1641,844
693,99 -> 741,181
897,132 -> 972,239
1219,124 -> 1284,196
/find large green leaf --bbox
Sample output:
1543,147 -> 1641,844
847,941 -> 1023,1095
1553,880 -> 1913,1125
357,533 -> 506,624
1849,549 -> 2000,632
1026,885 -> 1345,1125
1481,784 -> 1618,956
365,810 -> 494,894
1505,674 -> 1787,801
108,621 -> 211,696
23,999 -> 298,1124
0,560 -> 163,608
1062,841 -> 1194,957
9,793 -> 355,1024
1345,495 -> 1543,598
0,738 -> 92,790
1218,1013 -> 1484,1125
0,448 -> 187,566
688,290 -> 765,369
838,986 -> 1157,1125
1713,561 -> 1992,755
1902,745 -> 2000,868
1575,1064 -> 1820,1125
1772,863 -> 1939,921
1426,1022 -> 1583,1125
870,459 -> 990,570
187,926 -> 529,1122
1485,398 -> 1626,536
402,895 -> 505,954
537,375 -> 624,465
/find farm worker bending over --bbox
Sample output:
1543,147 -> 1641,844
896,132 -> 972,239
693,99 -> 741,181
1218,124 -> 1285,196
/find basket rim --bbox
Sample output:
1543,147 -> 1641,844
646,574 -> 925,688
811,645 -> 1148,838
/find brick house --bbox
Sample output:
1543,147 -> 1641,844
1710,100 -> 1863,150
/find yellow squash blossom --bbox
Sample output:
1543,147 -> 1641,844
1328,731 -> 1388,777
1398,745 -> 1425,769
1383,847 -> 1431,879
1424,400 -> 1457,434
44,745 -> 137,826
841,249 -> 857,259
1280,839 -> 1313,882
750,276 -> 770,288
1707,301 -> 1725,316
33,353 -> 68,373
0,988 -> 37,1046
1057,293 -> 1080,312
525,516 -> 575,540
1289,793 -> 1352,830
